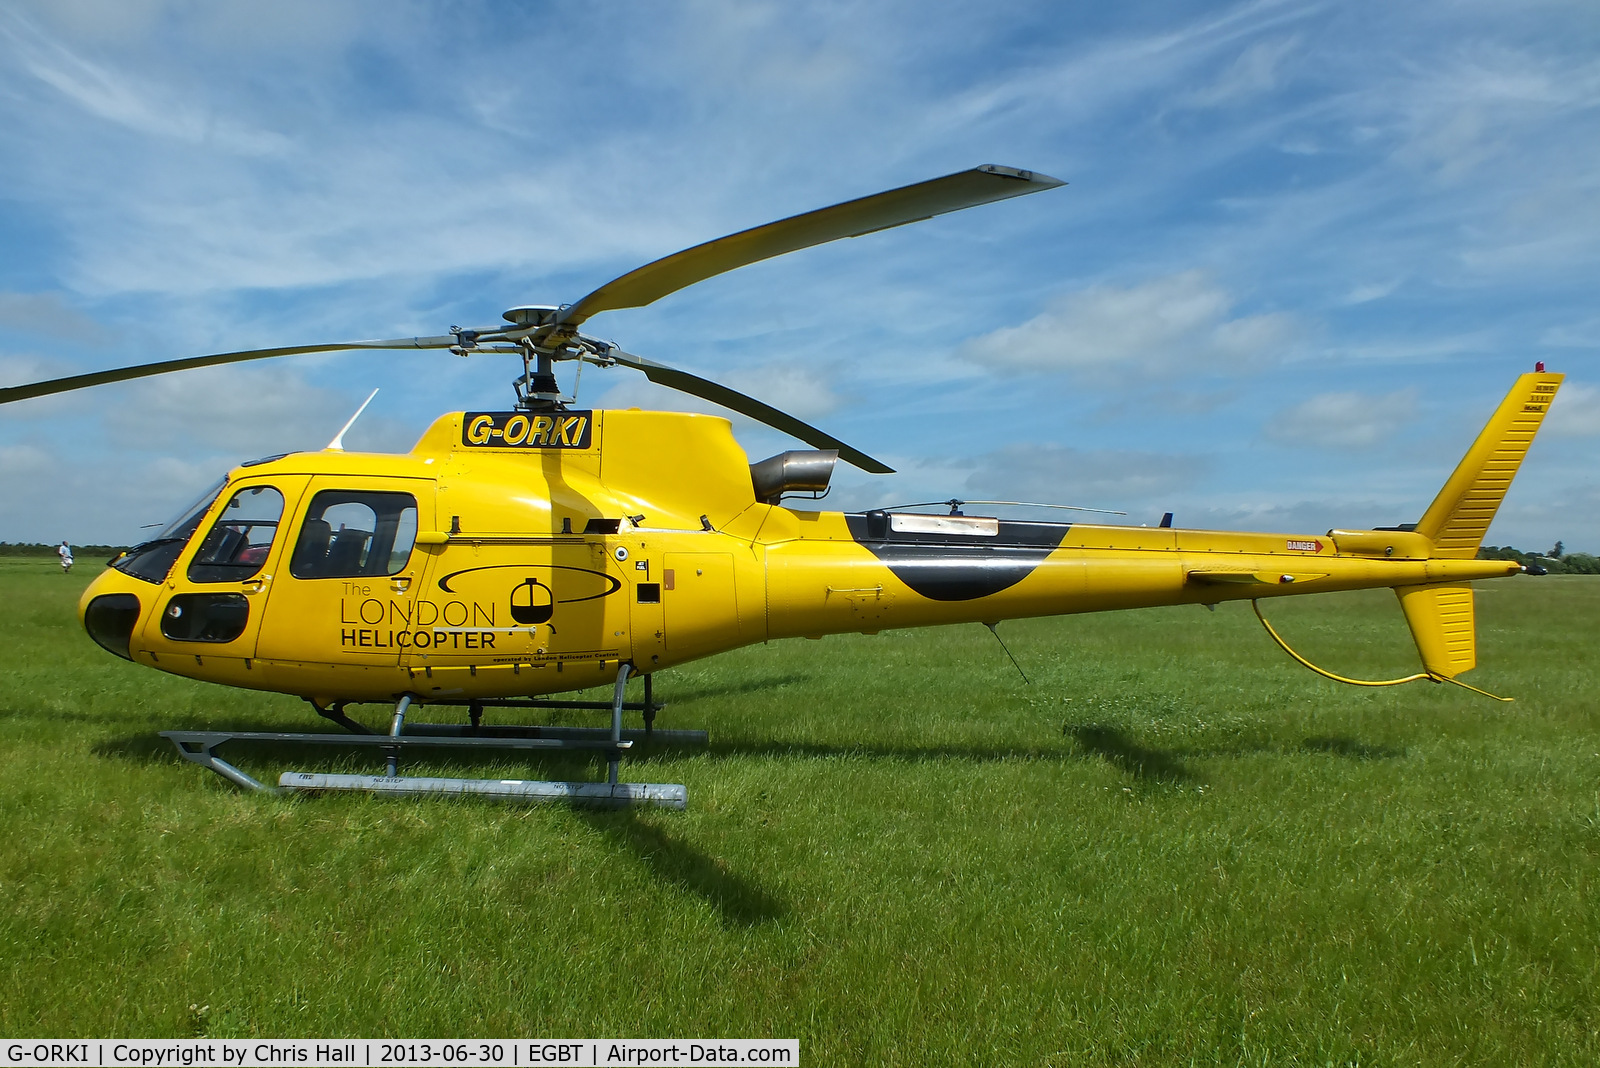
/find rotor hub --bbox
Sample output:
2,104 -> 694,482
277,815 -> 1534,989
502,305 -> 562,328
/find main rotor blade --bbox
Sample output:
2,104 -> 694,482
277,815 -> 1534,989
0,336 -> 456,405
606,348 -> 894,474
559,165 -> 1063,328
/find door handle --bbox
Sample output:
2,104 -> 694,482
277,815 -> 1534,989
391,576 -> 412,593
242,576 -> 269,594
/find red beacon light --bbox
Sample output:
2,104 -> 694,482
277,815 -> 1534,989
1536,361 -> 1546,372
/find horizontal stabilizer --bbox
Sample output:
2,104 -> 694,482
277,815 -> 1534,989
1188,569 -> 1329,586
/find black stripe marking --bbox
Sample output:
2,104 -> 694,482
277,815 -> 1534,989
844,512 -> 1070,601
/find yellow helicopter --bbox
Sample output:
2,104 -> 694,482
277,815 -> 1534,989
2,165 -> 1562,807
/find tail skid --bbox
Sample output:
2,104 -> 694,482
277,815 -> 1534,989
1251,599 -> 1511,701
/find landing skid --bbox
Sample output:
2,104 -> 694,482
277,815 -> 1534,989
161,666 -> 695,809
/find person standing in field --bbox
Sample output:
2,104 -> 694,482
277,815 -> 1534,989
57,540 -> 73,574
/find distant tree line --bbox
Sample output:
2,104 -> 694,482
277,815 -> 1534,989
1479,543 -> 1600,575
0,542 -> 129,558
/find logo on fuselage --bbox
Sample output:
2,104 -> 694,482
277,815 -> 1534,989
510,577 -> 554,625
462,411 -> 593,449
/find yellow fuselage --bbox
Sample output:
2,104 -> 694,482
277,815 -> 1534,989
80,409 -> 1516,707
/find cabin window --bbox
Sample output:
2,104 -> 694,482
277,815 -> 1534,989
187,485 -> 285,583
160,592 -> 250,643
289,490 -> 418,579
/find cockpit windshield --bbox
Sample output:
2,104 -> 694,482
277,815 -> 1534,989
112,477 -> 227,584
156,478 -> 228,540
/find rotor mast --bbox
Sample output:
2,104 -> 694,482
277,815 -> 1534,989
476,304 -> 616,411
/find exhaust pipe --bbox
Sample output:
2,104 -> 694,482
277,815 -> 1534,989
750,449 -> 838,504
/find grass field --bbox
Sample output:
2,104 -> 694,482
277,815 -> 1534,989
1,557 -> 1596,1064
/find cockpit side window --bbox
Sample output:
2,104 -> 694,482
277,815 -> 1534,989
289,490 -> 418,579
187,485 -> 285,583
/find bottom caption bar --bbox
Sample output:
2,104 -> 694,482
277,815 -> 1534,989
4,1041 -> 799,1067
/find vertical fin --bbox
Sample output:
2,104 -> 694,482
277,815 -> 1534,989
1395,583 -> 1476,678
1415,372 -> 1562,558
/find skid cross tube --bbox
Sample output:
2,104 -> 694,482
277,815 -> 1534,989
387,694 -> 412,776
609,662 -> 631,785
311,673 -> 671,733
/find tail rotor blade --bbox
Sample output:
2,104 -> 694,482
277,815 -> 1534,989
606,348 -> 894,474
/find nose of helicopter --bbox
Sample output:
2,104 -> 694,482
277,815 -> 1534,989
79,566 -> 151,661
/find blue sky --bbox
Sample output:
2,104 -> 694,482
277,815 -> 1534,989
2,0 -> 1597,551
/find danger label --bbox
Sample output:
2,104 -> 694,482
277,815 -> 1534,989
1286,539 -> 1323,552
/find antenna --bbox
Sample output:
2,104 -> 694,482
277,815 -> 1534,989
325,389 -> 380,451
984,622 -> 1029,684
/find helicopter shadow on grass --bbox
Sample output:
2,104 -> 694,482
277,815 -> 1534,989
87,697 -> 1405,796
645,720 -> 1407,788
573,809 -> 787,928
1061,724 -> 1407,784
1298,736 -> 1407,761
654,672 -> 812,704
1065,724 -> 1197,784
551,672 -> 813,710
90,722 -> 789,927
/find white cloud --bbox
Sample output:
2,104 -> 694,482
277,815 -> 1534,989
1385,44 -> 1600,185
936,0 -> 1315,132
0,291 -> 104,341
0,438 -> 215,544
101,365 -> 415,458
1540,319 -> 1600,349
1545,382 -> 1600,437
1263,389 -> 1417,449
1179,34 -> 1300,109
1179,498 -> 1415,536
1340,279 -> 1403,305
0,9 -> 291,155
593,357 -> 842,422
960,271 -> 1300,380
959,443 -> 1208,508
724,364 -> 842,421
0,442 -> 53,476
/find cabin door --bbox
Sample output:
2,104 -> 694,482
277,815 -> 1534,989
254,477 -> 435,667
140,476 -> 308,665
